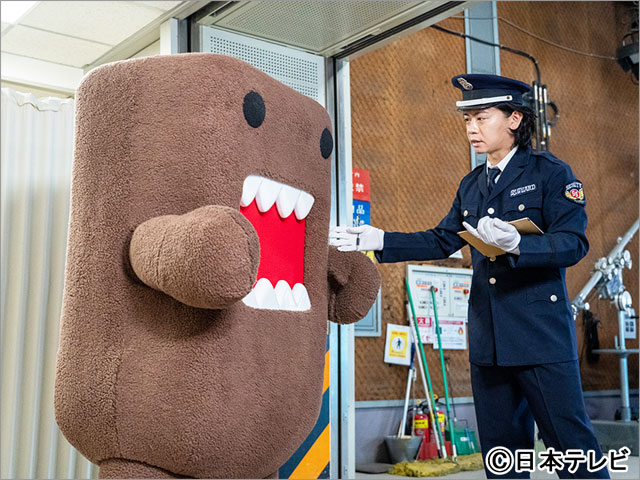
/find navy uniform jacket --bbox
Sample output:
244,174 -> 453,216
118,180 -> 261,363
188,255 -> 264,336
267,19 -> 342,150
375,146 -> 588,366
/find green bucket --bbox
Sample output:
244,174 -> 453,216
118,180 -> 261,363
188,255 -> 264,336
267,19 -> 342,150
446,424 -> 478,455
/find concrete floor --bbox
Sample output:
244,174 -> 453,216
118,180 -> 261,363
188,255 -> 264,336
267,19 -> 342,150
356,456 -> 639,479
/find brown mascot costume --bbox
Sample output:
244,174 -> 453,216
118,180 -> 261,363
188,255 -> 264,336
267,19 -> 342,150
54,53 -> 380,479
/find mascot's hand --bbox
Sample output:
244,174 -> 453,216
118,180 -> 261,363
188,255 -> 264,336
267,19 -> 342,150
327,247 -> 380,324
129,205 -> 260,309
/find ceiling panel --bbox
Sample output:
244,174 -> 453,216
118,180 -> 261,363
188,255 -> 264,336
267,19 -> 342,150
1,22 -> 11,33
210,1 -> 417,52
137,1 -> 183,11
18,1 -> 167,46
0,25 -> 111,67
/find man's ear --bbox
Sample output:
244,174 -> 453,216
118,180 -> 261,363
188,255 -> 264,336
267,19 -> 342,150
510,110 -> 524,129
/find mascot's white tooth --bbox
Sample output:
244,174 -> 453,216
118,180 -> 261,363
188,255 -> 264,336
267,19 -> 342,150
241,175 -> 262,207
276,185 -> 300,219
241,288 -> 259,308
256,178 -> 281,212
292,283 -> 311,311
294,191 -> 315,220
253,278 -> 279,309
274,280 -> 296,308
245,280 -> 307,310
243,175 -> 313,219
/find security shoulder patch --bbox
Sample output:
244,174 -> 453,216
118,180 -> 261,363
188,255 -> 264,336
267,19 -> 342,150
564,181 -> 585,204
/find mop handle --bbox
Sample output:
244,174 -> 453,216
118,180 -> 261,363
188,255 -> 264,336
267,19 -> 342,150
418,334 -> 446,458
406,304 -> 441,452
397,372 -> 411,438
411,329 -> 441,453
430,286 -> 458,459
405,279 -> 447,458
397,344 -> 416,438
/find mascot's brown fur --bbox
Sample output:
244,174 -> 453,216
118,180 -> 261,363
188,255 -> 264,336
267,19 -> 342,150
54,53 -> 380,478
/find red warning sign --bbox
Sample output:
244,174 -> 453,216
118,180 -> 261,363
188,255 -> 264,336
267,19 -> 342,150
352,169 -> 370,201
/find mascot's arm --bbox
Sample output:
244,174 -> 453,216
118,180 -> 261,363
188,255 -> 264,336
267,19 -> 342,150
327,247 -> 380,324
129,205 -> 260,309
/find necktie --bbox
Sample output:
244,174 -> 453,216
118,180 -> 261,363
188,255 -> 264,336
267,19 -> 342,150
488,167 -> 500,191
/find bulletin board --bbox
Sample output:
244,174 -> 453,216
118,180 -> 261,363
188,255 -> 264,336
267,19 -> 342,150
406,264 -> 473,351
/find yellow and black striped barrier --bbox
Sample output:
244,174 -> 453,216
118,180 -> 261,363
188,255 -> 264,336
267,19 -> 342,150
279,338 -> 330,479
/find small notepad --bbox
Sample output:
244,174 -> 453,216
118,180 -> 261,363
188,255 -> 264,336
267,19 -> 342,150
458,217 -> 543,257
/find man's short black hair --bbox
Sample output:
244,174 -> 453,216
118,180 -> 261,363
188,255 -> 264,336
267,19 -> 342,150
492,102 -> 536,149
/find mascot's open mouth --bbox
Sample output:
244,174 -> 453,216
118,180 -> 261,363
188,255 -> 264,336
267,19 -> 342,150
239,175 -> 313,311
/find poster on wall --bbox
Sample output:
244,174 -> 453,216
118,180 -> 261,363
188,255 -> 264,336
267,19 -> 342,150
432,318 -> 467,350
406,303 -> 434,345
352,169 -> 371,228
384,324 -> 412,366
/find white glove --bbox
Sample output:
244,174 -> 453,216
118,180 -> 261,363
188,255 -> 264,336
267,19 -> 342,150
462,216 -> 521,254
329,225 -> 385,252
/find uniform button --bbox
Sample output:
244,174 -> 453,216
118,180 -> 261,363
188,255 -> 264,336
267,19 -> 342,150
463,210 -> 469,217
550,294 -> 558,302
487,207 -> 495,214
518,204 -> 525,211
489,277 -> 496,285
489,256 -> 496,262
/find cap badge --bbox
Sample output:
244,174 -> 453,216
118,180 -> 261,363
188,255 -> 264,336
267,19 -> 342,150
457,77 -> 474,90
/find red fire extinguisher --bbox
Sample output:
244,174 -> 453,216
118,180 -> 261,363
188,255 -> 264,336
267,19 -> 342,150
413,401 -> 429,437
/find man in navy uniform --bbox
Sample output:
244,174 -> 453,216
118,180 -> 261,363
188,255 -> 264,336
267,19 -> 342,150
330,74 -> 610,479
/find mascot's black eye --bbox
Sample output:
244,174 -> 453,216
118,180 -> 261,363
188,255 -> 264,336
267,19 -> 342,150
243,91 -> 265,128
320,128 -> 333,159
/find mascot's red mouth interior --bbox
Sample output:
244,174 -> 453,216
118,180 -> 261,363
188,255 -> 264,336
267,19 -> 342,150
239,175 -> 313,311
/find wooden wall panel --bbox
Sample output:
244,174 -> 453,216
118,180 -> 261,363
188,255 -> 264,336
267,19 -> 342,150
351,17 -> 474,401
351,3 -> 638,402
498,1 -> 639,392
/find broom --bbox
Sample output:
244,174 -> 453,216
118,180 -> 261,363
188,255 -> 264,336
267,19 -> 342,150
430,286 -> 458,460
405,278 -> 447,458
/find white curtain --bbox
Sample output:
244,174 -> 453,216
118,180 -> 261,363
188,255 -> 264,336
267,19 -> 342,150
1,88 -> 97,479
